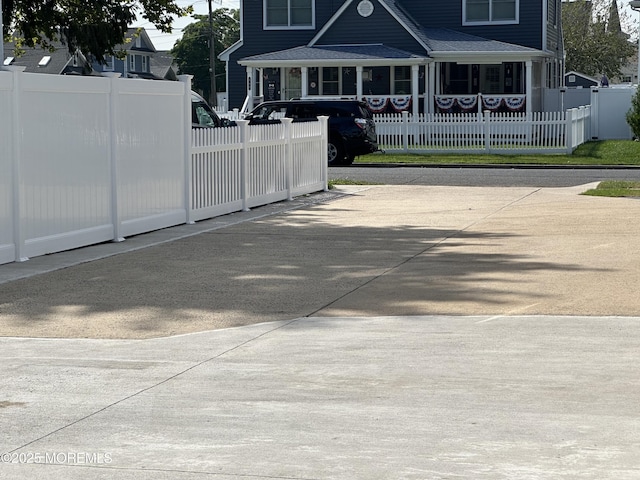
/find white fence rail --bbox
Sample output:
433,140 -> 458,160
0,68 -> 328,265
374,108 -> 591,154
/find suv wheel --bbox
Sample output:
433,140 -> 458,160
328,137 -> 346,166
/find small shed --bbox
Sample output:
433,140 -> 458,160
564,71 -> 599,88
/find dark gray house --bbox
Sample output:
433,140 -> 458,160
220,0 -> 564,114
3,28 -> 177,80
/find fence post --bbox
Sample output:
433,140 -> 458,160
483,110 -> 491,153
8,66 -> 27,261
103,72 -> 125,242
566,108 -> 575,154
237,120 -> 250,211
179,75 -> 194,224
319,116 -> 329,191
402,110 -> 409,152
281,117 -> 294,201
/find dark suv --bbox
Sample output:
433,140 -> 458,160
245,99 -> 378,165
191,92 -> 234,128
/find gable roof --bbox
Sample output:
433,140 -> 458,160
150,51 -> 178,80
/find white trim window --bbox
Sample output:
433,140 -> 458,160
463,0 -> 518,25
264,0 -> 314,29
142,55 -> 148,72
103,55 -> 115,72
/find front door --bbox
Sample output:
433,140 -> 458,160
283,67 -> 302,100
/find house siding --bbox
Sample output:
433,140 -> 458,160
380,1 -> 542,50
320,2 -> 426,55
546,0 -> 562,58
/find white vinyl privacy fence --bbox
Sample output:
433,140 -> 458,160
0,68 -> 328,265
374,108 -> 591,154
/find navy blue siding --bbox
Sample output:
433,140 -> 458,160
400,2 -> 543,50
320,2 -> 425,55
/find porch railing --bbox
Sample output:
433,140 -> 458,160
373,107 -> 591,155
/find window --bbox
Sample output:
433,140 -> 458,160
142,56 -> 148,72
104,55 -> 115,71
128,55 -> 135,72
394,66 -> 411,94
265,0 -> 314,29
464,0 -> 518,24
321,67 -> 339,95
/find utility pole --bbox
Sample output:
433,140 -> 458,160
208,0 -> 217,107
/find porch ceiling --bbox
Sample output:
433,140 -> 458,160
238,44 -> 429,68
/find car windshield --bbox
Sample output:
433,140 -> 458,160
195,105 -> 217,126
251,105 -> 287,120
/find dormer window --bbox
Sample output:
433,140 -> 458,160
264,0 -> 315,29
463,0 -> 518,25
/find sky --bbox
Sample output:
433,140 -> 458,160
132,0 -> 240,51
136,0 -> 640,51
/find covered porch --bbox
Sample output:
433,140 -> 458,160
237,34 -> 553,116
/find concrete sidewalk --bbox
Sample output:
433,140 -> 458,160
2,184 -> 640,479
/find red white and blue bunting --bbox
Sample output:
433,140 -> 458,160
390,95 -> 412,112
434,97 -> 456,110
366,97 -> 388,113
364,95 -> 413,113
457,96 -> 478,111
435,95 -> 526,112
504,96 -> 526,111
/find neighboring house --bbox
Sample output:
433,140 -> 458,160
3,29 -> 176,80
2,40 -> 92,75
220,0 -> 564,114
93,28 -> 159,79
564,71 -> 598,88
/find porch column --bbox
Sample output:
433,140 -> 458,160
427,62 -> 436,114
526,60 -> 533,114
246,67 -> 254,109
301,67 -> 309,99
411,64 -> 419,117
258,68 -> 264,98
356,66 -> 363,100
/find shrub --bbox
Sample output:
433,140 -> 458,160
626,86 -> 640,140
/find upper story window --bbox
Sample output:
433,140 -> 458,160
463,0 -> 518,25
264,0 -> 314,29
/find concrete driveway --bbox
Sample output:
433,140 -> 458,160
1,184 -> 640,479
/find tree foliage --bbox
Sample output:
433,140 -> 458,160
171,9 -> 240,102
626,86 -> 640,138
2,0 -> 191,63
562,0 -> 636,78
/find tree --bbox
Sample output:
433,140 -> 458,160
562,0 -> 636,79
2,0 -> 191,63
171,9 -> 239,104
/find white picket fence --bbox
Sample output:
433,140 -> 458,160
374,108 -> 591,154
0,68 -> 328,265
190,119 -> 328,223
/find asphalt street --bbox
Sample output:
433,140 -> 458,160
330,165 -> 640,187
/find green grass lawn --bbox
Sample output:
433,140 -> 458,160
355,140 -> 640,166
582,181 -> 640,197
